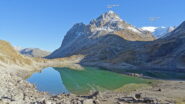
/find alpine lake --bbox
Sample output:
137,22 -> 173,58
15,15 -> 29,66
27,67 -> 152,95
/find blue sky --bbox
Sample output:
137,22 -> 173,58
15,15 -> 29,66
0,0 -> 185,51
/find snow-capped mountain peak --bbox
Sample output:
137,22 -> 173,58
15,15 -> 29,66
89,11 -> 126,32
88,11 -> 150,35
106,10 -> 115,14
64,11 -> 154,40
95,10 -> 123,23
140,26 -> 176,38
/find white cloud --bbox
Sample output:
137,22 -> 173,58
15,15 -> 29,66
107,4 -> 120,8
148,17 -> 160,22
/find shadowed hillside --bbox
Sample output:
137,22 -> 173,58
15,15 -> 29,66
47,13 -> 185,73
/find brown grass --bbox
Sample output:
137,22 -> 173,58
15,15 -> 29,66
0,40 -> 33,66
113,30 -> 155,41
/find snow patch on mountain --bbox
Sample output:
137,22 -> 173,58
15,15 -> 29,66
140,27 -> 158,32
96,10 -> 123,22
140,26 -> 176,38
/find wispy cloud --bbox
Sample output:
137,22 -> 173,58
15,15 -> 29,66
107,4 -> 120,8
148,17 -> 160,22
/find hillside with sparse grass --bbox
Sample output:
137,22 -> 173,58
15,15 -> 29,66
0,40 -> 34,66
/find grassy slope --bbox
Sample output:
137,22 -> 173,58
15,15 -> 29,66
0,40 -> 33,66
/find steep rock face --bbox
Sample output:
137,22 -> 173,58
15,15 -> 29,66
82,21 -> 185,71
122,22 -> 185,68
148,21 -> 185,68
20,48 -> 50,58
47,11 -> 155,59
166,21 -> 185,38
113,21 -> 185,70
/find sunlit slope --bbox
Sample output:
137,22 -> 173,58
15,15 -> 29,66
0,40 -> 33,66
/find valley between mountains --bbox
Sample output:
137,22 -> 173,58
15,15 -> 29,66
1,11 -> 185,104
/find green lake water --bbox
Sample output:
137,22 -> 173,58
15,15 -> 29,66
27,67 -> 149,95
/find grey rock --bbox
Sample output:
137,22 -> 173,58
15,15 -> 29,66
83,99 -> 94,104
118,97 -> 136,103
135,93 -> 142,100
19,48 -> 50,58
43,100 -> 55,104
143,97 -> 155,103
93,100 -> 101,104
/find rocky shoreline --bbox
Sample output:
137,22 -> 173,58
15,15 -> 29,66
1,63 -> 185,104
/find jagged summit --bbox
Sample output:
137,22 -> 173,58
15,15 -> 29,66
71,11 -> 141,34
106,10 -> 115,14
47,11 -> 155,59
89,11 -> 125,32
94,10 -> 123,23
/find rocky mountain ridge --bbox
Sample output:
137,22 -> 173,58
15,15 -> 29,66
47,11 -> 185,72
47,11 -> 155,59
104,21 -> 185,71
